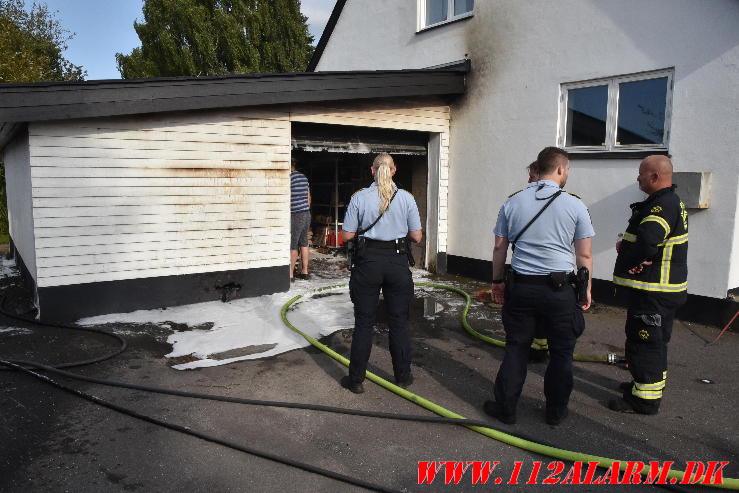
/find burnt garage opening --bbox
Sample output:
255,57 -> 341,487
291,122 -> 431,268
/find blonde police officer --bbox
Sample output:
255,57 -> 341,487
340,153 -> 422,394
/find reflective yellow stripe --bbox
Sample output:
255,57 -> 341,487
613,276 -> 687,293
623,232 -> 687,246
632,388 -> 663,399
634,380 -> 665,390
661,244 -> 673,284
531,338 -> 548,350
640,215 -> 671,239
663,370 -> 668,380
658,233 -> 688,247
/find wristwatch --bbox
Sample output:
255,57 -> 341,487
491,279 -> 504,284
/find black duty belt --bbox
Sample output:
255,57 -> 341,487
513,272 -> 573,284
365,238 -> 406,249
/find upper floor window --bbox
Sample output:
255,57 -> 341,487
558,69 -> 673,152
419,0 -> 474,30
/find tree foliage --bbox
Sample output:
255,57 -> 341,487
0,0 -> 85,241
0,0 -> 85,83
116,0 -> 314,79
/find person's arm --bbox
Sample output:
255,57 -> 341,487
308,189 -> 311,207
407,230 -> 422,243
342,194 -> 359,242
406,194 -> 423,244
574,237 -> 593,310
616,204 -> 675,273
491,235 -> 509,304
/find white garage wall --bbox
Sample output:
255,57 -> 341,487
28,109 -> 292,288
3,130 -> 37,281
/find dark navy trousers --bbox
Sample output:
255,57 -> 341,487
348,248 -> 414,384
494,280 -> 585,417
623,288 -> 685,413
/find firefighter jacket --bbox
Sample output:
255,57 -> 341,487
613,185 -> 688,294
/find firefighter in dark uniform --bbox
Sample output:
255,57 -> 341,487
340,153 -> 422,394
487,147 -> 594,426
609,155 -> 688,415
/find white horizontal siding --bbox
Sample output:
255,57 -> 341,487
43,257 -> 284,287
290,99 -> 451,252
35,226 -> 285,249
29,109 -> 291,288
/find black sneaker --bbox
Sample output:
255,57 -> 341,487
297,273 -> 311,280
340,376 -> 364,394
546,408 -> 569,426
396,373 -> 414,388
483,400 -> 516,424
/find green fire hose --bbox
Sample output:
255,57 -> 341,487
280,281 -> 739,490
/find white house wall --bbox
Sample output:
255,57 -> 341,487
28,110 -> 292,288
289,99 -> 451,253
316,0 -> 739,298
3,130 -> 37,281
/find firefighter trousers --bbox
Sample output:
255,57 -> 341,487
623,288 -> 686,413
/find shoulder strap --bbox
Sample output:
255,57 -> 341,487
511,189 -> 562,247
357,189 -> 399,236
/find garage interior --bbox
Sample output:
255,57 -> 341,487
291,122 -> 430,268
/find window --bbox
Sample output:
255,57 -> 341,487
558,69 -> 673,152
418,0 -> 473,30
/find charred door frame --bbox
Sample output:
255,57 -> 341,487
292,122 -> 440,270
425,133 -> 441,270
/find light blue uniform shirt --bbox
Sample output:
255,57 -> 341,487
343,183 -> 422,240
494,180 -> 595,275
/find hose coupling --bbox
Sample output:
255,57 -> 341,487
607,353 -> 626,365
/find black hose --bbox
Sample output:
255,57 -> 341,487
0,294 -> 127,371
3,359 -> 504,430
0,359 -> 701,492
0,359 -> 398,493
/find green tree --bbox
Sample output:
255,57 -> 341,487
0,0 -> 85,244
0,0 -> 85,82
116,0 -> 314,79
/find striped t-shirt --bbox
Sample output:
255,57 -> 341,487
290,170 -> 310,213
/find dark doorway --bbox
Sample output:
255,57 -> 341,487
291,123 -> 430,268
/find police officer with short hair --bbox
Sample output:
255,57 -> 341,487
526,160 -> 549,363
340,153 -> 422,394
487,147 -> 594,426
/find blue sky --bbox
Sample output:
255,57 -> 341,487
40,0 -> 337,80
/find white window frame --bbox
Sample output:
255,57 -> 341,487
417,0 -> 474,32
557,68 -> 674,153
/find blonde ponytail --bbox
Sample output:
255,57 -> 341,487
372,153 -> 397,213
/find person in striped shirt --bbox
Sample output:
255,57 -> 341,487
290,159 -> 311,280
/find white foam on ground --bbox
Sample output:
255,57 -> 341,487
0,258 -> 17,278
78,276 -> 354,370
77,250 -> 432,370
0,326 -> 32,335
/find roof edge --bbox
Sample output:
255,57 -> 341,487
306,0 -> 347,72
